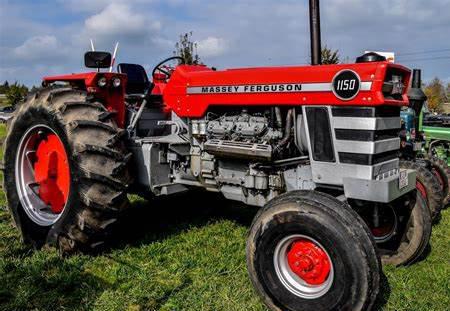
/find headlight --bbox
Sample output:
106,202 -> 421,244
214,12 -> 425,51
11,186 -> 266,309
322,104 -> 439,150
112,77 -> 121,88
97,77 -> 107,87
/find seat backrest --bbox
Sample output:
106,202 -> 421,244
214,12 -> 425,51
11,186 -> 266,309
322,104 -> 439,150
117,63 -> 151,95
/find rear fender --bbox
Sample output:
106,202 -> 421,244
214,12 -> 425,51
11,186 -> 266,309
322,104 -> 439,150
43,72 -> 127,128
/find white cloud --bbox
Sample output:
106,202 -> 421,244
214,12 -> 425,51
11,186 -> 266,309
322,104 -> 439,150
85,4 -> 159,37
61,0 -> 155,13
13,35 -> 62,61
196,37 -> 227,57
78,3 -> 163,49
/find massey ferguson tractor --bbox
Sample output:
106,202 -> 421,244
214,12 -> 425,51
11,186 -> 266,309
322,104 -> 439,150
3,1 -> 433,310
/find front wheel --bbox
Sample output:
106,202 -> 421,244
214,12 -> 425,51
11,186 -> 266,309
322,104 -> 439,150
246,191 -> 380,311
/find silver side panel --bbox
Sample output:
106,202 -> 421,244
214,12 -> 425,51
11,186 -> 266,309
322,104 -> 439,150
310,159 -> 399,185
283,165 -> 316,191
333,117 -> 401,130
335,138 -> 400,154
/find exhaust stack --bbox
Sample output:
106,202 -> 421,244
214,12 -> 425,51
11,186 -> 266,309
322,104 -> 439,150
408,69 -> 427,137
309,0 -> 322,65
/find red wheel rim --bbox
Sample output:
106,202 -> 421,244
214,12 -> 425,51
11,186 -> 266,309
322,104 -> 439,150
15,125 -> 71,226
273,234 -> 334,299
33,133 -> 70,213
286,239 -> 331,285
416,181 -> 427,200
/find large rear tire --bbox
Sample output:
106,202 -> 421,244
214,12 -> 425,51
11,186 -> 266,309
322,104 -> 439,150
3,87 -> 131,254
246,191 -> 380,311
429,157 -> 450,206
400,160 -> 443,220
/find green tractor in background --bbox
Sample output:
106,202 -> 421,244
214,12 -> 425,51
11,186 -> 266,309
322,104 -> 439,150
400,70 -> 450,214
421,107 -> 450,165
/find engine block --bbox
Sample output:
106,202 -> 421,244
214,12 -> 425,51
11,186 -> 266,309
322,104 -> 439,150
205,111 -> 282,143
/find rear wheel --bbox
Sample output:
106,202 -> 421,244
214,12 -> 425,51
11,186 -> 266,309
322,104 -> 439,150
429,157 -> 450,206
400,160 -> 443,220
247,191 -> 380,311
4,87 -> 131,253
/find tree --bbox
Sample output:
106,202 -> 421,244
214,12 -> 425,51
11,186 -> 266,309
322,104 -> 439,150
174,32 -> 201,65
5,82 -> 28,108
424,78 -> 447,113
321,46 -> 340,65
0,81 -> 9,94
446,83 -> 450,101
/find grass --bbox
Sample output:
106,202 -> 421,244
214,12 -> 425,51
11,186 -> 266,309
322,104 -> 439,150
0,123 -> 449,310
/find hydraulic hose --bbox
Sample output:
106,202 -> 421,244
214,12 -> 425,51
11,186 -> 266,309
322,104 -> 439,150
275,108 -> 294,151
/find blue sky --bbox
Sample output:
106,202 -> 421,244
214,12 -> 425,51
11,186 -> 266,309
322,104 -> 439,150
1,0 -> 449,87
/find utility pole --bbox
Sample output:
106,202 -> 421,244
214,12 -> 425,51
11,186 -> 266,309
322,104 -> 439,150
309,0 -> 322,65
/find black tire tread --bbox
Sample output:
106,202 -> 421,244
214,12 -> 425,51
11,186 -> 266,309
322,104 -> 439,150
4,86 -> 131,254
430,157 -> 450,206
400,160 -> 443,219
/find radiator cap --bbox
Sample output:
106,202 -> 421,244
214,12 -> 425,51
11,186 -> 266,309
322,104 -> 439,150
356,52 -> 386,63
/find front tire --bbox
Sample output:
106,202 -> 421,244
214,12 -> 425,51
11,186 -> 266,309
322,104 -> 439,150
246,191 -> 380,311
4,87 -> 131,253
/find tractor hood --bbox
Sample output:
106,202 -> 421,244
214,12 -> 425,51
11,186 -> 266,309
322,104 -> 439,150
163,62 -> 411,118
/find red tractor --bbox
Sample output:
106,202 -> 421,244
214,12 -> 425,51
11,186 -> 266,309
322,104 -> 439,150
3,1 -> 432,310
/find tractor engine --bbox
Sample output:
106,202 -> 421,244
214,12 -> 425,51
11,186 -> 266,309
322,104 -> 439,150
205,111 -> 279,142
194,108 -> 286,160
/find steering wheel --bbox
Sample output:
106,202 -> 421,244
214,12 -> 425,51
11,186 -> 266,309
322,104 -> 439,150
152,56 -> 185,79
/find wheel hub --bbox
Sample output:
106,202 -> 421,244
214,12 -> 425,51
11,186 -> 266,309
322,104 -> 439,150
287,239 -> 331,285
34,133 -> 70,213
273,234 -> 334,299
365,204 -> 398,243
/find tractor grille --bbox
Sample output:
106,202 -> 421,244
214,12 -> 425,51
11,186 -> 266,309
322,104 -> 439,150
331,106 -> 400,118
331,106 -> 400,166
304,106 -> 401,186
334,128 -> 399,142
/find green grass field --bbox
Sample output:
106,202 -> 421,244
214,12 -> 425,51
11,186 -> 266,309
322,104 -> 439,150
0,123 -> 449,311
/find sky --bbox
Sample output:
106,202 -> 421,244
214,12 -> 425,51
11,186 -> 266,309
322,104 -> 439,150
0,0 -> 449,87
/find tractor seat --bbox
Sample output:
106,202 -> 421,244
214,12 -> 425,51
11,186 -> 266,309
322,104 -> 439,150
117,63 -> 152,99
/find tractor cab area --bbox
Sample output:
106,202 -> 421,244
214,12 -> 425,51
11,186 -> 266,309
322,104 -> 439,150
117,63 -> 151,100
116,61 -> 173,138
